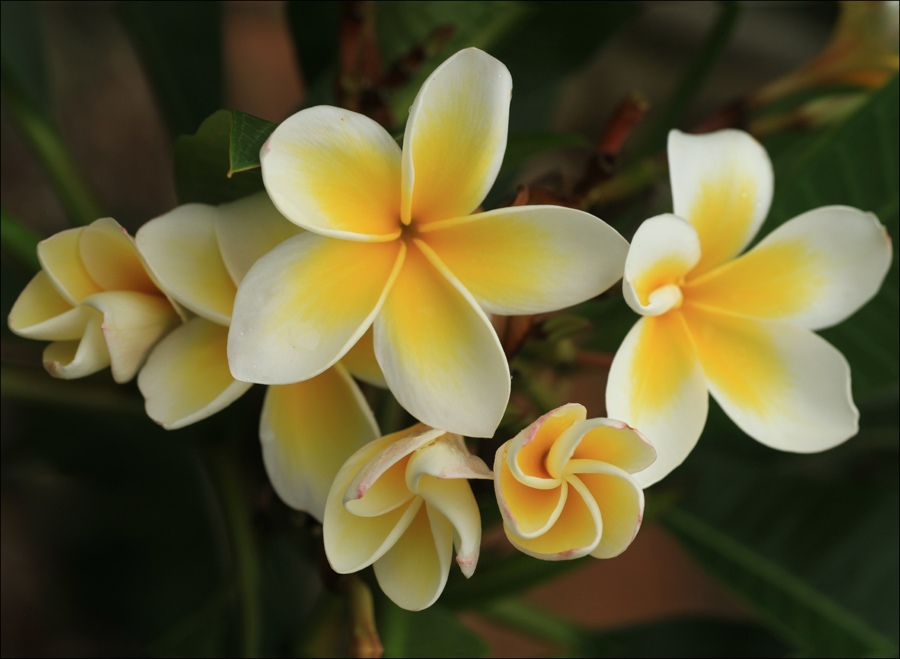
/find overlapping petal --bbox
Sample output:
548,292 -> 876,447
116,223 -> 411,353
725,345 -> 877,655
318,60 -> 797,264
229,232 -> 405,384
37,227 -> 102,304
547,418 -> 656,478
80,218 -> 158,295
138,317 -> 252,429
683,304 -> 859,453
8,271 -> 89,341
136,204 -> 237,325
259,365 -> 379,521
507,404 -> 586,486
421,206 -> 628,315
341,327 -> 387,388
261,106 -> 402,241
495,446 -> 567,538
606,313 -> 708,487
684,206 -> 892,330
401,48 -> 512,225
43,313 -> 109,379
374,240 -> 509,437
669,129 -> 773,277
570,461 -> 644,559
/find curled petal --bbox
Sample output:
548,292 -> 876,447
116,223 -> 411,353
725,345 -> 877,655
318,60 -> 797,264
229,233 -> 405,385
341,326 -> 387,388
421,206 -> 628,315
495,442 -> 567,540
406,433 -> 492,493
684,206 -> 893,330
8,271 -> 88,341
415,476 -> 483,579
669,129 -> 773,277
261,106 -> 402,241
43,313 -> 110,379
80,218 -> 158,295
260,364 -> 379,521
37,226 -> 101,304
401,48 -> 512,225
507,403 -> 586,488
374,241 -> 510,438
214,192 -> 302,285
373,503 -> 452,611
504,476 -> 602,560
683,304 -> 859,453
547,418 -> 656,478
606,314 -> 708,487
138,317 -> 252,429
136,204 -> 237,325
623,214 -> 701,316
83,291 -> 180,383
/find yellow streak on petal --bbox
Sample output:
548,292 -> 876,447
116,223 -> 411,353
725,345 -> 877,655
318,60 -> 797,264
514,407 -> 582,480
345,453 -> 414,518
627,311 -> 697,417
498,454 -> 565,537
341,325 -> 386,388
571,425 -> 654,474
688,173 -> 757,277
631,255 -> 692,306
38,227 -> 102,304
80,219 -> 158,294
579,470 -> 641,559
684,239 -> 822,319
683,304 -> 787,416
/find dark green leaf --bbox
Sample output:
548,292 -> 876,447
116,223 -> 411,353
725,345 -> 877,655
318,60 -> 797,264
173,109 -> 276,205
379,600 -> 489,658
119,1 -> 223,138
1,205 -> 41,272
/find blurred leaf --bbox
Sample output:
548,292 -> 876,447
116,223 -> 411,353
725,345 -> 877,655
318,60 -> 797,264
768,75 -> 899,401
379,600 -> 488,658
0,1 -> 50,116
285,1 -> 340,90
376,1 -> 528,123
1,205 -> 41,272
174,109 -> 275,205
119,1 -> 223,138
498,130 -> 589,179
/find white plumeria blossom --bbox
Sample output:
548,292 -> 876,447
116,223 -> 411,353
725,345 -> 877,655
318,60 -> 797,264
8,218 -> 180,382
495,404 -> 655,561
607,129 -> 893,486
228,48 -> 629,438
324,424 -> 492,611
135,193 -> 382,520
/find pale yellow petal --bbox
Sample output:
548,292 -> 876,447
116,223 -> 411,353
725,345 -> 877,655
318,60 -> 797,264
80,218 -> 158,294
261,106 -> 402,240
402,48 -> 511,225
606,313 -> 708,487
507,403 -> 586,487
547,418 -> 656,478
229,233 -> 405,385
37,226 -> 101,304
259,364 -> 379,521
421,206 -> 628,315
214,191 -> 303,285
374,240 -> 509,438
495,442 -> 568,540
415,476 -> 483,578
136,204 -> 237,325
8,271 -> 88,341
569,461 -> 644,559
340,326 -> 387,388
668,129 -> 773,277
373,503 -> 452,611
405,433 -> 492,493
138,317 -> 252,429
684,206 -> 893,330
684,304 -> 859,453
43,313 -> 110,379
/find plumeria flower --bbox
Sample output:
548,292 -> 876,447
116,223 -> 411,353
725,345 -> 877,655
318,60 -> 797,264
495,404 -> 655,561
136,193 -> 383,519
8,218 -> 180,381
228,48 -> 628,438
607,129 -> 893,486
324,424 -> 492,611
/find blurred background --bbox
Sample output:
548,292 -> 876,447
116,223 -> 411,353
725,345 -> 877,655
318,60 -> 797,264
2,2 -> 897,657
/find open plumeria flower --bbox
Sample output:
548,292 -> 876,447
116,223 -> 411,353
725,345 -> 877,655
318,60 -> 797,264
495,404 -> 655,560
324,424 -> 492,611
136,193 -> 382,520
9,218 -> 180,381
607,129 -> 893,486
228,47 -> 628,438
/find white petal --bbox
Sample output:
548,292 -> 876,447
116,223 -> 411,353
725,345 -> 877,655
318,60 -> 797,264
138,317 -> 252,429
43,313 -> 110,379
405,433 -> 492,493
415,476 -> 483,579
37,226 -> 101,304
340,326 -> 387,388
8,271 -> 89,341
80,218 -> 159,294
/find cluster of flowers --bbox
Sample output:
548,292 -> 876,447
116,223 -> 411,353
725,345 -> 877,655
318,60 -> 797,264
8,49 -> 892,610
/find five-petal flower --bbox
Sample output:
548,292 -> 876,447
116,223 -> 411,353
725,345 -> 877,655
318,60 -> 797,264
607,129 -> 893,486
495,404 -> 655,560
324,424 -> 492,611
136,193 -> 382,520
228,47 -> 629,438
8,217 -> 180,382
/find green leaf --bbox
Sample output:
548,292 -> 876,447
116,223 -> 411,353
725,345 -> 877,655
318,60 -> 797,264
379,600 -> 488,658
119,1 -> 223,138
768,75 -> 900,401
1,205 -> 41,272
173,109 -> 276,205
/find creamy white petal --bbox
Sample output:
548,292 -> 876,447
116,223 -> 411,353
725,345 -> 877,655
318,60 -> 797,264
340,326 -> 387,388
405,434 -> 492,493
80,218 -> 158,294
401,48 -> 512,225
261,106 -> 402,241
138,317 -> 253,429
43,313 -> 110,379
37,226 -> 101,304
421,206 -> 628,315
8,271 -> 89,341
415,476 -> 483,579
